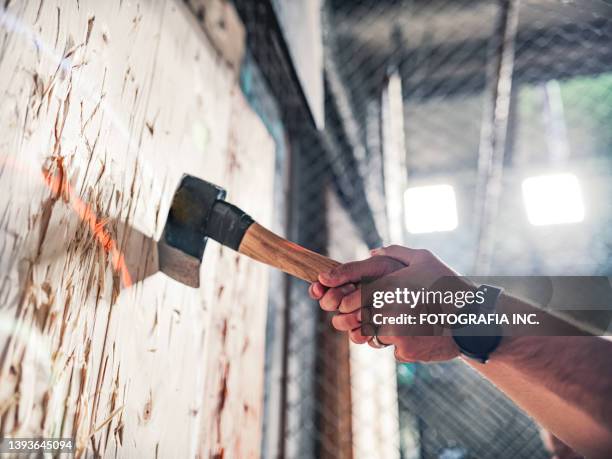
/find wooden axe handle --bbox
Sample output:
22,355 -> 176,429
238,223 -> 340,283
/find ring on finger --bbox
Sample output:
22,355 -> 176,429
369,332 -> 390,349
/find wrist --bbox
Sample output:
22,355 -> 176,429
485,293 -> 530,364
442,326 -> 462,358
487,334 -> 537,366
484,335 -> 513,363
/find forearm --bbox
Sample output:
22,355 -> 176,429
313,248 -> 612,455
465,325 -> 612,457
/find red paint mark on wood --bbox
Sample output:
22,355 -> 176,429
215,361 -> 229,440
220,319 -> 228,343
85,16 -> 95,45
142,390 -> 153,422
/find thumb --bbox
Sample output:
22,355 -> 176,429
370,245 -> 421,266
318,256 -> 403,287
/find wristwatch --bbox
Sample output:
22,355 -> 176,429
452,284 -> 503,363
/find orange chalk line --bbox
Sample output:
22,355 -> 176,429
2,154 -> 133,287
42,169 -> 133,287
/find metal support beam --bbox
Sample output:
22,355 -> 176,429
234,0 -> 382,249
473,0 -> 521,274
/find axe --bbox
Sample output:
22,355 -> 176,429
157,174 -> 340,287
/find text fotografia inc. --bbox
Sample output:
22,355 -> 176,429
370,312 -> 540,327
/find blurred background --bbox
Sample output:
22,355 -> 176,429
233,0 -> 612,457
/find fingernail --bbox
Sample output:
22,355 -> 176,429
370,248 -> 383,255
340,284 -> 356,295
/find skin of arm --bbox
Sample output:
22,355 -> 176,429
472,331 -> 612,458
309,245 -> 612,458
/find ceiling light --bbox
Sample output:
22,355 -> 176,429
404,184 -> 458,234
522,173 -> 584,226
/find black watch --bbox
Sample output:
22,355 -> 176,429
452,284 -> 503,364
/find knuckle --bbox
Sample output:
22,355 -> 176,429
339,295 -> 358,313
325,266 -> 347,284
334,262 -> 352,276
333,288 -> 348,304
320,292 -> 339,311
382,257 -> 402,271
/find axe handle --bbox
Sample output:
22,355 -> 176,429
238,223 -> 340,283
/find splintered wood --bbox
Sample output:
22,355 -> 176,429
0,1 -> 274,457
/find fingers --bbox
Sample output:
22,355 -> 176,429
318,256 -> 406,288
308,282 -> 326,300
348,328 -> 369,344
371,245 -> 425,266
319,284 -> 356,311
314,246 -> 431,350
330,312 -> 401,349
338,288 -> 361,313
331,310 -> 360,331
368,334 -> 401,349
311,283 -> 361,313
331,311 -> 369,345
318,260 -> 367,287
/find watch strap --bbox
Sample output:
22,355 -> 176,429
452,284 -> 503,363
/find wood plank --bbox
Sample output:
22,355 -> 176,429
326,191 -> 401,459
0,1 -> 274,456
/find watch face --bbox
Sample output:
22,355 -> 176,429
451,284 -> 504,362
452,333 -> 503,363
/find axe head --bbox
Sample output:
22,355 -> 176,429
158,175 -> 254,288
158,175 -> 226,288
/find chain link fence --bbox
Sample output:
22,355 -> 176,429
238,0 -> 612,457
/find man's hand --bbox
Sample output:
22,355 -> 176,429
309,245 -> 460,362
312,246 -> 612,457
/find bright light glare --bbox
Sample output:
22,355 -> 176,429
404,184 -> 458,234
522,173 -> 584,226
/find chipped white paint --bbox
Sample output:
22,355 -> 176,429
0,1 -> 274,457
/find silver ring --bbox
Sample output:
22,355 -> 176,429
369,333 -> 390,349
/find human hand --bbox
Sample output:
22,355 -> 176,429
309,245 -> 461,362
